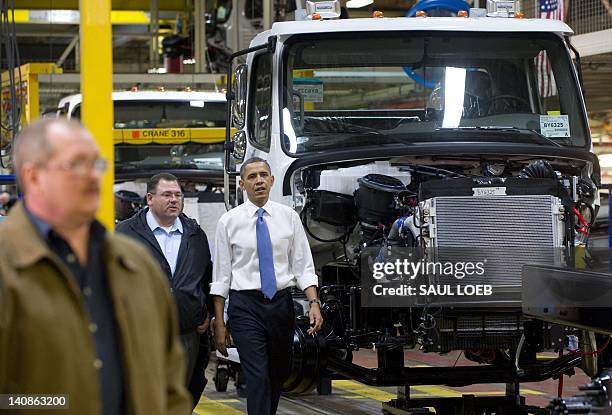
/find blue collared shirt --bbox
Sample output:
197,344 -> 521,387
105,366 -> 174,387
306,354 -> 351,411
146,209 -> 183,276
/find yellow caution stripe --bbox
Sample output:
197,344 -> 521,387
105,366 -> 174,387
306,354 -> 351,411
194,396 -> 242,415
333,380 -> 397,401
333,379 -> 546,402
113,127 -> 231,144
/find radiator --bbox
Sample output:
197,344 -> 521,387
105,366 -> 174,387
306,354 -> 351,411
421,195 -> 565,289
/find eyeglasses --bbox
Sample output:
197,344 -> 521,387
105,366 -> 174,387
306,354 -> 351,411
153,191 -> 183,200
42,158 -> 108,176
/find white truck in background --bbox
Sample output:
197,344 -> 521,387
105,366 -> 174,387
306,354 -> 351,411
56,90 -> 229,239
221,1 -> 603,413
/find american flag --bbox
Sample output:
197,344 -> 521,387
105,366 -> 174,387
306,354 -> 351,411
541,0 -> 565,20
536,0 -> 565,97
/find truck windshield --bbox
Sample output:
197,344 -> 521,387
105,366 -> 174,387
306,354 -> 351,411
281,32 -> 588,154
70,100 -> 226,173
115,143 -> 224,172
73,100 -> 226,129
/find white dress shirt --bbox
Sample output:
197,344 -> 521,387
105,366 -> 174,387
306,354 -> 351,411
210,198 -> 318,298
146,209 -> 183,276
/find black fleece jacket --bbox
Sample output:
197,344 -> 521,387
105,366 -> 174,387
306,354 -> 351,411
116,208 -> 212,333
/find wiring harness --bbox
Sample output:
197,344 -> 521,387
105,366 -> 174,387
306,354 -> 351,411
1,0 -> 22,168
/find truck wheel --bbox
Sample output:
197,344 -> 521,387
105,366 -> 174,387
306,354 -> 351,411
215,367 -> 229,392
283,317 -> 328,395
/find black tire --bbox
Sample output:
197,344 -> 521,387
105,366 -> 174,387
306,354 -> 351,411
214,367 -> 230,392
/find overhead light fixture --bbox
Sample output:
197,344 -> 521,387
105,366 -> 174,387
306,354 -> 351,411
346,0 -> 373,9
147,67 -> 167,74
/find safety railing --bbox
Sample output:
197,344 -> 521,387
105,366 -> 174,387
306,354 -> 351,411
567,0 -> 612,35
522,0 -> 612,35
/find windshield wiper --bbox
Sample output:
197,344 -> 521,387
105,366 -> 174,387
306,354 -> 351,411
436,126 -> 565,147
117,162 -> 200,171
303,131 -> 401,150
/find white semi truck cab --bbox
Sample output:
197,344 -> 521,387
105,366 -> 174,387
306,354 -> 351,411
221,1 -> 602,410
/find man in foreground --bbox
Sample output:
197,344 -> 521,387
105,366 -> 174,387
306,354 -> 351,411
0,118 -> 190,415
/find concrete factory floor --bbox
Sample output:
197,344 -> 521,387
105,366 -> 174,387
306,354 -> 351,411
193,349 -> 590,414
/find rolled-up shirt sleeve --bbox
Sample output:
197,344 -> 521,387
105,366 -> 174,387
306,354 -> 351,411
210,218 -> 231,298
289,211 -> 318,291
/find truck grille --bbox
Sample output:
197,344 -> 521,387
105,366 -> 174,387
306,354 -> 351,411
426,195 -> 564,291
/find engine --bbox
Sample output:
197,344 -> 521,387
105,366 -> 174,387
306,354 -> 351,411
291,157 -> 597,372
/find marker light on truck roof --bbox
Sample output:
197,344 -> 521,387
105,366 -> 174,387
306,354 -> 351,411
457,10 -> 468,17
306,0 -> 341,19
372,10 -> 384,18
486,0 -> 520,17
415,10 -> 427,17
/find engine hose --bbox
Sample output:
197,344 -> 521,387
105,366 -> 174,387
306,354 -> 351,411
568,336 -> 611,356
574,211 -> 589,229
572,206 -> 590,236
576,201 -> 596,227
518,159 -> 557,179
388,216 -> 413,241
585,203 -> 595,227
300,203 -> 354,243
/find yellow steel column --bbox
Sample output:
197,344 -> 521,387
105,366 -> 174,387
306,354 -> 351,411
80,0 -> 114,229
1,63 -> 62,134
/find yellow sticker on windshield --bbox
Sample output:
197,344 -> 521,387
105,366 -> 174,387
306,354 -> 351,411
547,110 -> 561,115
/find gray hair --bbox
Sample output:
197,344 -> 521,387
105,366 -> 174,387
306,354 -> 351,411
12,118 -> 89,189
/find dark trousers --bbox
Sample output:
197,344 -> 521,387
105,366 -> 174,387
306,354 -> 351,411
180,330 -> 199,385
188,333 -> 210,409
228,289 -> 295,415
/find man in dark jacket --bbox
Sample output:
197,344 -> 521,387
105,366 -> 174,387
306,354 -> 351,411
116,172 -> 212,409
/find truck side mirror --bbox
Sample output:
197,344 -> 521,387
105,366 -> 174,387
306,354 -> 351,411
232,64 -> 248,128
231,130 -> 247,162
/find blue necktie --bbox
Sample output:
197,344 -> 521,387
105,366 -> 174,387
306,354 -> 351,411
256,208 -> 277,299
